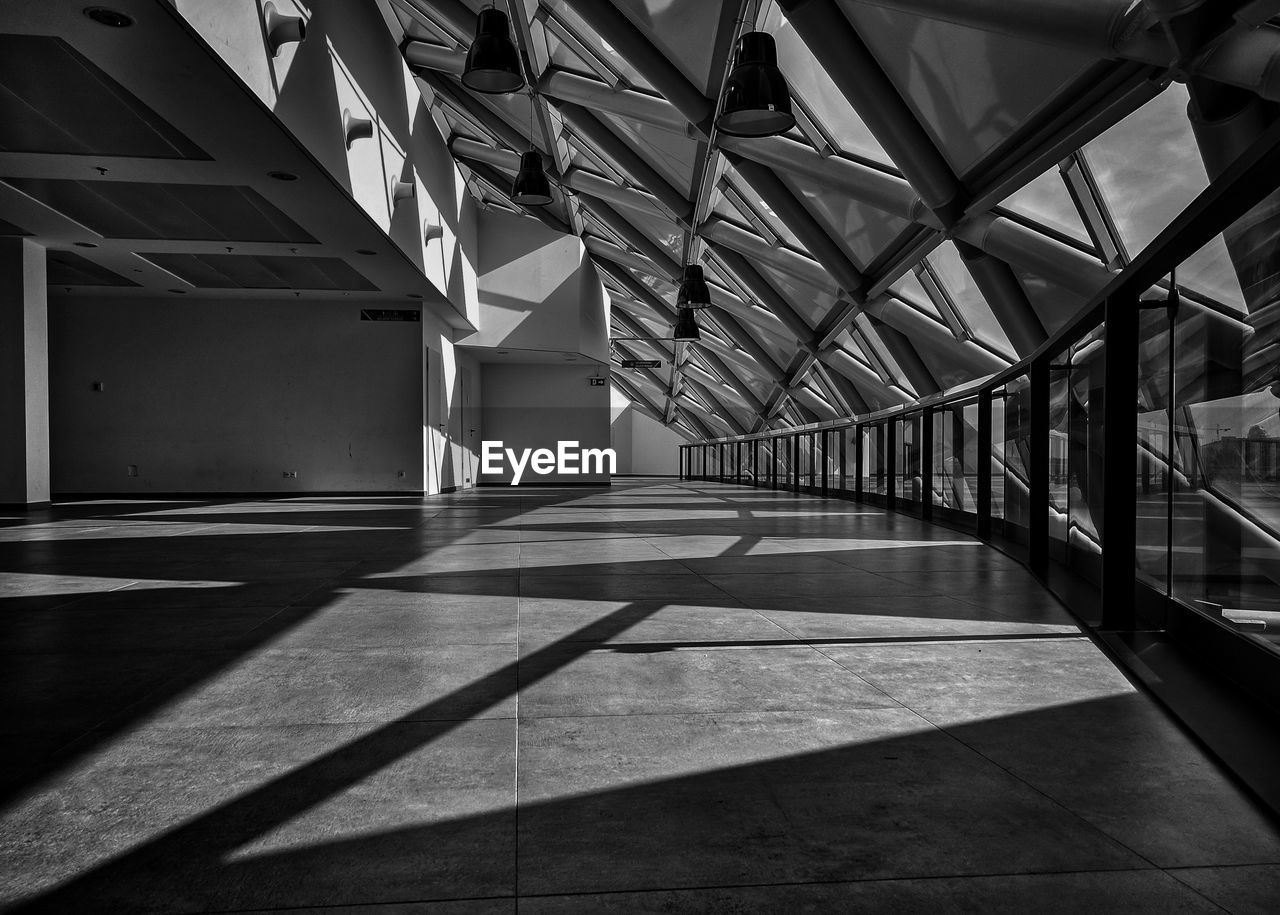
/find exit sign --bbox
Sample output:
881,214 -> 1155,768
589,377 -> 606,386
622,359 -> 660,369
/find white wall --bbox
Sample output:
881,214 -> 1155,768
629,409 -> 684,475
609,388 -> 685,476
49,297 -> 424,494
461,208 -> 609,362
177,0 -> 480,323
479,364 -> 611,485
422,309 -> 481,494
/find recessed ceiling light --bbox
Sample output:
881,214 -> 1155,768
355,249 -> 377,255
168,288 -> 186,294
408,293 -> 423,299
497,350 -> 509,355
268,170 -> 298,181
74,242 -> 98,248
84,7 -> 133,27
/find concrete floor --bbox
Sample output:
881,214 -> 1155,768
1,478 -> 1278,913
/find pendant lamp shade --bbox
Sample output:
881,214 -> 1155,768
716,32 -> 795,137
676,264 -> 712,309
462,8 -> 524,94
673,308 -> 701,342
511,151 -> 553,206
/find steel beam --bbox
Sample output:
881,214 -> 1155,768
558,0 -> 715,135
867,316 -> 942,395
578,197 -> 683,280
817,345 -> 909,409
698,217 -> 833,290
706,244 -> 817,345
726,154 -> 868,296
778,0 -> 963,220
955,240 -> 1050,358
596,261 -> 678,323
718,134 -> 927,224
552,102 -> 695,224
585,237 -> 666,281
954,212 -> 1115,299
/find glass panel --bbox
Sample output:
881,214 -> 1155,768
1047,360 -> 1070,559
597,110 -> 699,199
892,270 -> 942,320
611,0 -> 720,95
1015,266 -> 1091,337
928,241 -> 1017,358
844,427 -> 859,492
999,167 -> 1093,245
1067,328 -> 1104,582
1002,375 -> 1033,531
543,2 -> 657,92
777,171 -> 911,269
991,392 -> 1007,520
764,5 -> 892,165
932,409 -> 949,509
863,424 -> 887,497
754,261 -> 837,328
1136,307 -> 1173,611
1171,296 -> 1280,652
839,0 -> 1094,174
899,414 -> 922,504
1084,83 -> 1209,256
935,401 -> 977,512
798,434 -> 813,488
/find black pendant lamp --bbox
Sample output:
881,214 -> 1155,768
716,31 -> 795,137
511,88 -> 553,206
673,308 -> 701,342
462,8 -> 524,94
511,150 -> 553,205
676,264 -> 712,309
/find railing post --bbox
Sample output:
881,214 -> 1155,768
977,390 -> 992,539
1029,359 -> 1050,578
854,426 -> 863,501
922,409 -> 934,522
1101,293 -> 1139,630
885,421 -> 897,513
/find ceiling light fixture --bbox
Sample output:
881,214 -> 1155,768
462,7 -> 524,94
84,7 -> 133,27
511,90 -> 553,206
715,4 -> 796,138
673,308 -> 701,342
676,264 -> 711,309
268,170 -> 298,181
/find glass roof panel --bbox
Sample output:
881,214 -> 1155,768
610,0 -> 722,96
543,1 -> 657,93
1013,267 -> 1089,337
597,110 -> 699,200
776,171 -> 910,268
839,1 -> 1095,175
890,270 -> 941,320
999,167 -> 1093,245
611,205 -> 684,262
544,30 -> 605,82
724,164 -> 804,249
1084,83 -> 1210,256
754,261 -> 837,328
763,5 -> 892,165
1181,233 -> 1247,314
927,241 -> 1016,358
711,190 -> 757,233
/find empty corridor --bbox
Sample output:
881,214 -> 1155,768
1,478 -> 1279,912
